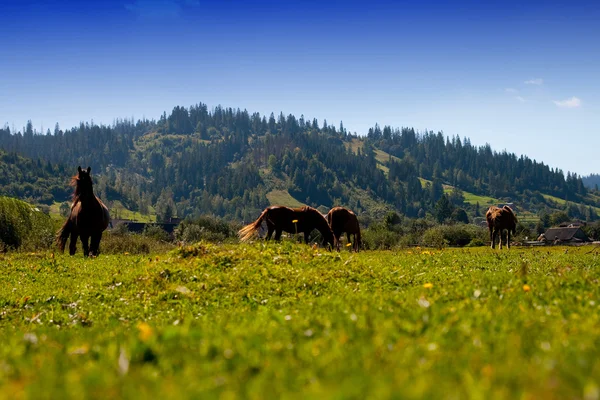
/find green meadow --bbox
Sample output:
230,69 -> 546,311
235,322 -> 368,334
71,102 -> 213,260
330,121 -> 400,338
0,243 -> 599,399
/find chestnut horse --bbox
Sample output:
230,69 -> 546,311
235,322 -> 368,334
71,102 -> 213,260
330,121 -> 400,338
57,167 -> 110,257
486,205 -> 517,249
327,206 -> 362,252
238,206 -> 334,248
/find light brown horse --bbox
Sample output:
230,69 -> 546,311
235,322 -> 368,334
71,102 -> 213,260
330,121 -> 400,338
327,206 -> 362,252
238,205 -> 334,248
486,205 -> 517,249
57,166 -> 110,257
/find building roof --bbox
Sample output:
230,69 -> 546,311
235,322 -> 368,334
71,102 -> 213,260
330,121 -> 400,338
543,227 -> 589,242
558,221 -> 586,227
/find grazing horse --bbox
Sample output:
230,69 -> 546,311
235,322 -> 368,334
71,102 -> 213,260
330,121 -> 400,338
56,166 -> 110,257
486,205 -> 517,249
327,206 -> 362,252
238,205 -> 334,248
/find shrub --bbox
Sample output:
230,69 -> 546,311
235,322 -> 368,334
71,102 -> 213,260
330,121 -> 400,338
362,223 -> 401,250
143,225 -> 172,242
174,216 -> 238,244
101,229 -> 174,255
467,237 -> 486,247
0,196 -> 54,251
420,224 -> 488,248
398,233 -> 420,248
421,227 -> 448,249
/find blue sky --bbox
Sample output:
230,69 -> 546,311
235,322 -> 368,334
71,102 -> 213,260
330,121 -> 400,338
1,0 -> 599,175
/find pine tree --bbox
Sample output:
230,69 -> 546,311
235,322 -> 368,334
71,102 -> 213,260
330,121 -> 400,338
435,194 -> 454,223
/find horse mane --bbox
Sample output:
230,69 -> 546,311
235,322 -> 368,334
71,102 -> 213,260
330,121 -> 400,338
301,206 -> 332,233
69,175 -> 80,202
300,206 -> 324,219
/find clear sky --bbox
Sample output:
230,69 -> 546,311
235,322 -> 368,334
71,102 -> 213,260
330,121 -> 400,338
1,0 -> 599,175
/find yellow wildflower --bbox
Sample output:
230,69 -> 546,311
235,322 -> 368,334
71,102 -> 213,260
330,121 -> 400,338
523,284 -> 531,292
423,283 -> 433,289
137,322 -> 153,342
292,219 -> 298,223
346,243 -> 352,247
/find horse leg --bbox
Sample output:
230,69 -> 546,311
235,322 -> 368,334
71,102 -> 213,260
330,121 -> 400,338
80,235 -> 90,257
90,233 -> 102,257
489,228 -> 494,249
491,229 -> 497,249
499,230 -> 504,250
507,230 -> 511,250
274,229 -> 282,241
303,231 -> 310,244
266,226 -> 274,241
69,232 -> 78,256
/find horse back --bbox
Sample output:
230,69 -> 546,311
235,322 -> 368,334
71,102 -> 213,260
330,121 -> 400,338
328,207 -> 359,233
486,206 -> 516,229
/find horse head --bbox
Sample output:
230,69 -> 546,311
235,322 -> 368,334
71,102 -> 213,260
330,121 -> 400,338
322,228 -> 335,250
73,166 -> 94,200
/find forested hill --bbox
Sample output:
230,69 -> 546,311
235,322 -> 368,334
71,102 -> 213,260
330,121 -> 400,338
583,174 -> 600,190
0,150 -> 70,203
0,103 -> 598,223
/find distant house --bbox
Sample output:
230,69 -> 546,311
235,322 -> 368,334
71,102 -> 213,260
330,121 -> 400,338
472,217 -> 488,228
543,226 -> 590,244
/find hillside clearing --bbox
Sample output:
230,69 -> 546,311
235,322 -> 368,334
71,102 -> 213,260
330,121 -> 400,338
266,190 -> 305,208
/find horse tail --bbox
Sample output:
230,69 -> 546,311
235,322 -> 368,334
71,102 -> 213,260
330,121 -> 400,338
238,208 -> 269,242
326,210 -> 333,226
56,219 -> 72,252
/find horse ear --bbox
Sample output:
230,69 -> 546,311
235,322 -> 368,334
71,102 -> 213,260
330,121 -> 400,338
78,166 -> 82,173
86,166 -> 91,174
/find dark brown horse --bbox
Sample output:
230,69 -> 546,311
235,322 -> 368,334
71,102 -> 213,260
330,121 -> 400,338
57,166 -> 110,257
238,205 -> 334,248
486,205 -> 517,249
327,206 -> 362,252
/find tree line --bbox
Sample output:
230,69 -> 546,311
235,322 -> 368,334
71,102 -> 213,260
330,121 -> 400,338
0,102 -> 596,225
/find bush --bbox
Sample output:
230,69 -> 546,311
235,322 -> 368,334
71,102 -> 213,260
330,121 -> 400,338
421,224 -> 488,248
421,227 -> 448,248
362,223 -> 401,250
398,233 -> 420,248
101,230 -> 174,255
143,225 -> 172,242
0,196 -> 54,251
467,237 -> 486,247
174,216 -> 238,244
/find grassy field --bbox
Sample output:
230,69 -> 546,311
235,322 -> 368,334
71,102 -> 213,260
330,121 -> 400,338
542,194 -> 600,216
1,243 -> 599,399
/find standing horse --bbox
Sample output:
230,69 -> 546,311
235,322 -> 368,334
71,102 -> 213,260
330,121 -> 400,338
238,206 -> 334,248
56,166 -> 110,257
486,205 -> 517,249
327,206 -> 362,252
